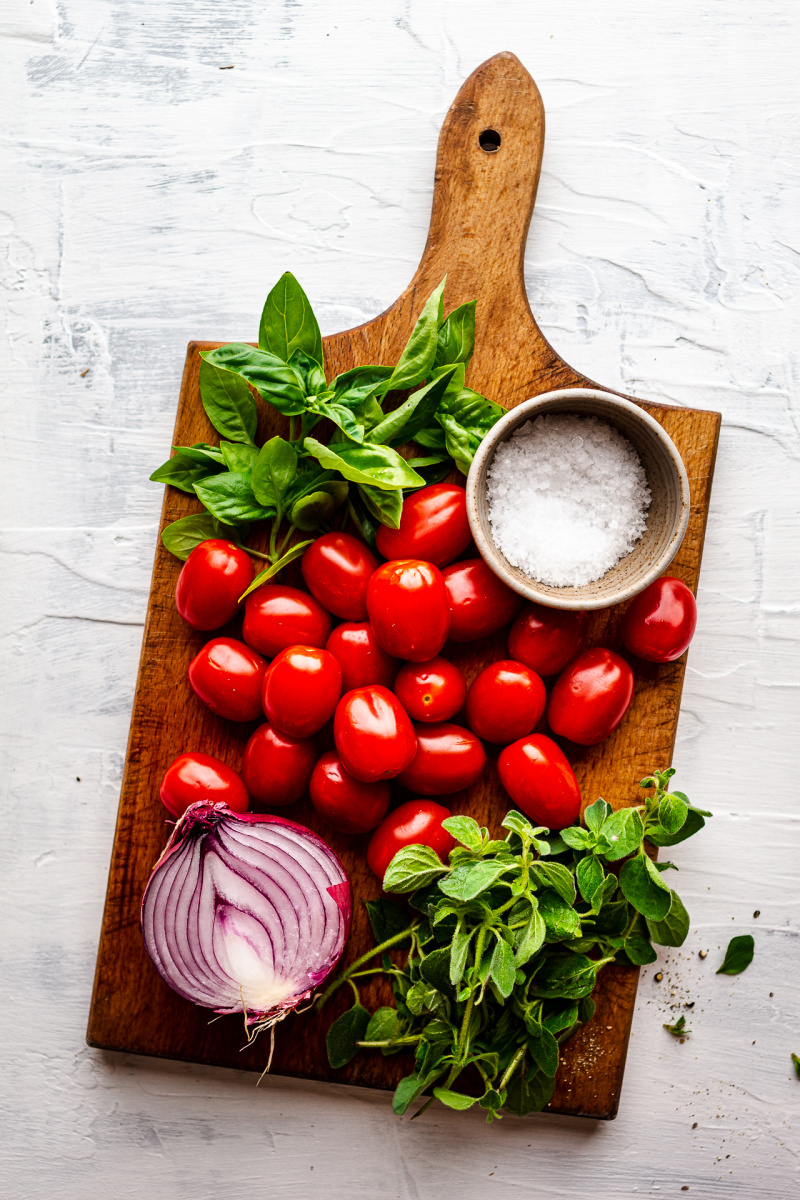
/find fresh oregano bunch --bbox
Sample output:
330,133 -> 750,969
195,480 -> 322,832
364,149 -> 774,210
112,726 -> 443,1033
150,272 -> 504,592
317,768 -> 710,1122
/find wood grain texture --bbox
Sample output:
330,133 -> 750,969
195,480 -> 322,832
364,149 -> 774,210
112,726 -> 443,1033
86,52 -> 720,1119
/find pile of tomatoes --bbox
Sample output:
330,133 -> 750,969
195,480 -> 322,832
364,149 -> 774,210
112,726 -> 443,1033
159,483 -> 697,880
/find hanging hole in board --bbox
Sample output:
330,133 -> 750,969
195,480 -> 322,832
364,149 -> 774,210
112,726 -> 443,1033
479,129 -> 501,153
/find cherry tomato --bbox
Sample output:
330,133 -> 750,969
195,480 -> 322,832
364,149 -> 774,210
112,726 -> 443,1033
497,734 -> 581,830
367,559 -> 451,661
547,648 -> 634,746
333,685 -> 417,782
375,483 -> 471,567
240,722 -> 317,806
394,656 -> 467,723
300,532 -> 378,621
442,558 -> 523,642
367,799 -> 456,880
622,576 -> 697,663
465,659 -> 546,744
243,584 -> 331,659
261,645 -> 342,738
309,750 -> 390,835
175,540 -> 254,631
325,621 -> 399,692
159,752 -> 249,819
187,637 -> 267,722
508,603 -> 589,677
397,722 -> 487,795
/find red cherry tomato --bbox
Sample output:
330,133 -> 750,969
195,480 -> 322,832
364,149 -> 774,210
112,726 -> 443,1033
366,559 -> 451,662
240,722 -> 317,806
508,603 -> 589,677
188,637 -> 267,722
175,540 -> 254,631
375,484 -> 471,567
309,750 -> 390,835
261,645 -> 342,738
622,576 -> 697,663
325,621 -> 399,692
333,685 -> 417,783
465,659 -> 546,744
442,558 -> 523,642
159,752 -> 249,819
397,723 -> 487,795
497,734 -> 581,830
547,648 -> 634,746
367,799 -> 456,880
394,656 -> 467,723
243,584 -> 331,659
300,532 -> 378,621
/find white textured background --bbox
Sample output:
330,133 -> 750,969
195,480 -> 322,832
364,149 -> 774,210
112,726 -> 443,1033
2,1 -> 799,1196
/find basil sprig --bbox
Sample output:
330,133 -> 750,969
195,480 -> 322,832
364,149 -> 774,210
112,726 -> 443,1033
149,272 -> 503,576
317,768 -> 711,1122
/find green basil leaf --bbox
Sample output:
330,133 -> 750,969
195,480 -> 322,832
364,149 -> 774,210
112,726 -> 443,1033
438,859 -> 514,902
198,357 -> 259,442
716,933 -> 755,975
364,898 -> 414,946
259,272 -> 323,368
160,513 -> 243,560
331,364 -> 393,403
202,345 -> 306,416
378,278 -> 445,395
220,441 -> 259,473
435,380 -> 504,474
502,1059 -> 556,1116
363,1006 -> 399,1044
303,437 -> 425,490
433,1088 -> 477,1111
530,862 -> 577,906
149,452 -> 221,494
441,815 -> 483,852
658,792 -> 689,835
172,443 -> 225,465
383,844 -> 448,893
326,1003 -> 370,1069
646,890 -> 690,946
194,472 -> 276,525
434,300 -> 476,368
528,1027 -> 559,1077
646,806 -> 709,847
576,854 -> 605,905
369,365 -> 458,446
490,936 -> 516,998
619,851 -> 672,921
252,436 -> 297,507
538,892 -> 582,942
238,539 -> 315,601
309,400 -> 365,444
599,807 -> 645,861
288,346 -> 327,394
413,424 -> 448,452
356,482 -> 403,530
584,798 -> 612,836
291,490 -> 336,531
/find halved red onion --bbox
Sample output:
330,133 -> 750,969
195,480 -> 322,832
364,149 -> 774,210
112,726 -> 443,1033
141,802 -> 351,1025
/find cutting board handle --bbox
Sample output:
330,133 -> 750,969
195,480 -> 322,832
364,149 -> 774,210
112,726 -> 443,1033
401,52 -> 549,393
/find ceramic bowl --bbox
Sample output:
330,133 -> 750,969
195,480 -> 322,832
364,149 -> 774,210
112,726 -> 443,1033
465,388 -> 690,611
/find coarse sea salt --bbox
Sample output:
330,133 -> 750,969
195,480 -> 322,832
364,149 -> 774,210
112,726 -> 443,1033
485,413 -> 651,588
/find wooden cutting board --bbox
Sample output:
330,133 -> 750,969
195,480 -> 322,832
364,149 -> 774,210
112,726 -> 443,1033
87,51 -> 720,1120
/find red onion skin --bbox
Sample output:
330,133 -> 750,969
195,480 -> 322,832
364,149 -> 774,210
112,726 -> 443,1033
141,803 -> 351,1020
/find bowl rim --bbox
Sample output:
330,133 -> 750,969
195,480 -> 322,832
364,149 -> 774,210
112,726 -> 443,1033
466,387 -> 691,611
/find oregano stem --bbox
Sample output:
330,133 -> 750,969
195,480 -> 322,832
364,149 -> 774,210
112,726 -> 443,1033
315,924 -> 420,1009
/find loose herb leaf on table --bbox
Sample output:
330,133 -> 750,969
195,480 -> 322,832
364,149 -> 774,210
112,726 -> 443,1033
317,768 -> 710,1122
716,934 -> 755,976
149,272 -> 504,575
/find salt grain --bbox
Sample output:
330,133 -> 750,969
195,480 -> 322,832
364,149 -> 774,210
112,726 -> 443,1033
485,413 -> 651,587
